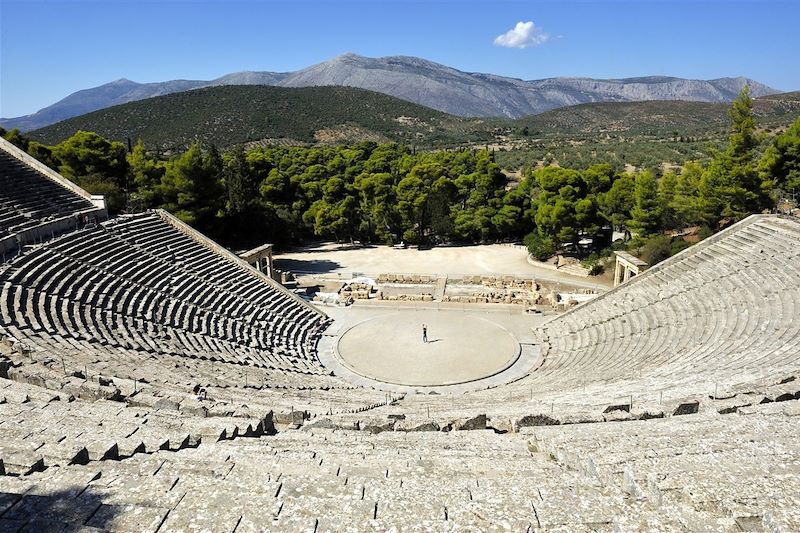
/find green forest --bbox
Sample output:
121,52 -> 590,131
3,88 -> 799,269
28,85 -> 488,151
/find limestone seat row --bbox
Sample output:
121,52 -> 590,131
0,150 -> 95,238
4,404 -> 798,532
0,211 -> 335,385
0,377 -> 272,479
347,215 -> 800,425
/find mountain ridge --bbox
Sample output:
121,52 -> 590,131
2,53 -> 781,131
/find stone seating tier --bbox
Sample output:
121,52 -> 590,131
319,215 -> 800,424
0,399 -> 796,531
0,212 -> 333,382
0,150 -> 95,238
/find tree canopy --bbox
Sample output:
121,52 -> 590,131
3,86 -> 797,269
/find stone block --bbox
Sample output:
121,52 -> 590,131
673,400 -> 700,416
207,404 -> 236,417
302,417 -> 358,431
487,417 -> 513,434
603,410 -> 634,422
116,438 -> 146,458
78,381 -> 122,401
86,441 -> 119,461
274,410 -> 308,426
153,397 -> 181,412
39,442 -> 89,466
631,407 -> 665,420
0,448 -> 45,475
359,417 -> 395,434
180,399 -> 209,417
395,419 -> 440,432
168,434 -> 192,450
557,412 -> 605,424
86,504 -> 170,533
0,358 -> 11,379
603,403 -> 631,414
514,414 -> 560,430
453,414 -> 486,431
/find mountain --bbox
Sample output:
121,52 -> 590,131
1,54 -> 781,131
27,85 -> 488,151
2,78 -> 208,132
280,54 -> 779,118
0,72 -> 289,133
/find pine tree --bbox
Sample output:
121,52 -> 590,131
628,171 -> 662,237
698,86 -> 771,225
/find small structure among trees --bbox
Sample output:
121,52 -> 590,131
613,251 -> 648,286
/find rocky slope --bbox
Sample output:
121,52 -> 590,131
2,53 -> 779,130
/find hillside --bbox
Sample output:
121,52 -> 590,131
28,85 -> 488,151
27,87 -> 799,171
512,93 -> 800,136
2,53 -> 779,131
493,92 -> 800,171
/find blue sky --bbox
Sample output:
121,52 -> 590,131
1,0 -> 798,117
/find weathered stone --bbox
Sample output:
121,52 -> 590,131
86,504 -> 170,532
487,417 -> 514,434
126,391 -> 160,408
453,414 -> 486,431
274,410 -> 308,427
515,414 -> 560,430
7,367 -> 46,388
603,410 -> 634,422
603,403 -> 631,414
673,401 -> 700,416
153,397 -> 181,411
116,438 -> 146,458
360,418 -> 395,434
207,404 -> 237,417
39,441 -> 89,466
180,399 -> 209,417
0,358 -> 12,379
74,381 -> 122,401
302,417 -> 338,430
631,408 -> 665,420
0,449 -> 44,475
557,412 -> 605,425
395,419 -> 440,432
86,440 -> 119,461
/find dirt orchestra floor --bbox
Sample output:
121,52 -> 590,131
335,311 -> 521,386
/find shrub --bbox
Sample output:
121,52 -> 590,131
640,235 -> 673,266
697,225 -> 714,241
524,231 -> 557,262
670,238 -> 691,256
588,263 -> 605,276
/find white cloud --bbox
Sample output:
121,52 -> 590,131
494,21 -> 550,49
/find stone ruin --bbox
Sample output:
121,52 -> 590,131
0,139 -> 799,530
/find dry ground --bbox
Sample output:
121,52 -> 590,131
274,242 -> 611,291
